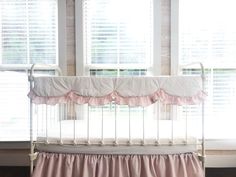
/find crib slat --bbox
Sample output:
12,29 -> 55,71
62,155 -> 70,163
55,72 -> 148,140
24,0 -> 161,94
114,103 -> 117,145
156,101 -> 160,145
50,106 -> 53,137
87,105 -> 90,144
41,105 -> 44,138
185,105 -> 188,144
101,106 -> 104,144
171,105 -> 174,145
35,105 -> 39,139
53,106 -> 55,127
142,107 -> 145,145
129,107 -> 131,145
164,104 -> 167,120
45,105 -> 48,144
59,104 -> 63,144
72,102 -> 76,144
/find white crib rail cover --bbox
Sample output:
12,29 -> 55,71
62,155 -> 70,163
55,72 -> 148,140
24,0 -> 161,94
28,76 -> 207,106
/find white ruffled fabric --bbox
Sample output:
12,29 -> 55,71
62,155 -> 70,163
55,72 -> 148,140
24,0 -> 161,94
28,76 -> 206,106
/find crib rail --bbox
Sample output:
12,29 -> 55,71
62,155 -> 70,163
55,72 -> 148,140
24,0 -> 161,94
32,102 -> 203,147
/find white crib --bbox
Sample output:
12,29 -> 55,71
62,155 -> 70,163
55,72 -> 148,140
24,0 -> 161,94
28,64 -> 206,177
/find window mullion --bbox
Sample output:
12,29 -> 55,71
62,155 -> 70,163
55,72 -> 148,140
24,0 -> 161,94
0,3 -> 2,64
26,0 -> 30,65
79,0 -> 155,76
117,20 -> 120,76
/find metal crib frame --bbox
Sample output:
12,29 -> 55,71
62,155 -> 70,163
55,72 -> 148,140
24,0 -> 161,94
28,64 -> 62,174
28,63 -> 206,175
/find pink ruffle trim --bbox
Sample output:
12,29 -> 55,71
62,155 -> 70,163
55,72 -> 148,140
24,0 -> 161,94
28,90 -> 207,106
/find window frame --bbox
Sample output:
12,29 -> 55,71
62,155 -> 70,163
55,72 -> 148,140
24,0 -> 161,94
75,0 -> 161,76
170,0 -> 236,150
58,0 -> 67,74
0,0 -> 67,73
0,0 -> 67,147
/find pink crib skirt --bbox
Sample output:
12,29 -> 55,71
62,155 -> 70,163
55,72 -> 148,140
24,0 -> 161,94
32,152 -> 204,177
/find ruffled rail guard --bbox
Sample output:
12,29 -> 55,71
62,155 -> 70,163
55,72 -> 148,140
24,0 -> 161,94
28,76 -> 207,106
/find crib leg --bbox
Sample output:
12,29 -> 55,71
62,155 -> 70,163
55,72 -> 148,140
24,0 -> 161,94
29,143 -> 38,175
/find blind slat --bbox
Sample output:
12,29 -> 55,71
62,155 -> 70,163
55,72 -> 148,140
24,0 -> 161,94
83,0 -> 153,66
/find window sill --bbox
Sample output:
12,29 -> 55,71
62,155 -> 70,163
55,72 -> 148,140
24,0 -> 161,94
0,142 -> 30,150
205,139 -> 236,150
1,140 -> 236,167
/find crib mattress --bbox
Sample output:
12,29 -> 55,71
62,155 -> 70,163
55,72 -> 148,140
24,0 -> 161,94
36,144 -> 198,155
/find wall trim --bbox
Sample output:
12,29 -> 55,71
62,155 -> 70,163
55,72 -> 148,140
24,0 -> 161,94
170,0 -> 179,75
58,0 -> 67,74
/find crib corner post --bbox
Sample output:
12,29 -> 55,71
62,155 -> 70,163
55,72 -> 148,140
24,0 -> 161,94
29,64 -> 34,176
200,62 -> 206,176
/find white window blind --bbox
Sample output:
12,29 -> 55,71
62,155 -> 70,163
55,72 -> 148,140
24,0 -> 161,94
82,0 -> 153,74
0,0 -> 57,64
76,0 -> 155,137
179,0 -> 236,139
0,0 -> 58,141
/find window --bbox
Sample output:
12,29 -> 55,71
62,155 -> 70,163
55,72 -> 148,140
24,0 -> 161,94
0,0 -> 58,65
76,0 -> 161,76
74,0 -> 161,140
174,0 -> 236,140
0,0 -> 61,141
